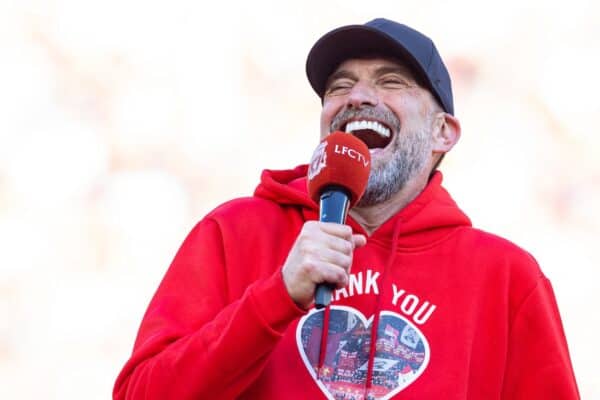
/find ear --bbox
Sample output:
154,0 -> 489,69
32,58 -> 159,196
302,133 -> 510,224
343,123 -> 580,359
431,113 -> 461,154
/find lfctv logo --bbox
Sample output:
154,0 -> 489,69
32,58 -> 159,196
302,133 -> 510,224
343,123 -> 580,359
334,144 -> 369,167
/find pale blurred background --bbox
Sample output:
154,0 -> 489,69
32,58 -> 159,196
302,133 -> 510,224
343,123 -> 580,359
0,0 -> 598,398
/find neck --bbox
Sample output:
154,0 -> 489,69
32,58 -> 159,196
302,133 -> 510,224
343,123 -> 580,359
349,171 -> 431,236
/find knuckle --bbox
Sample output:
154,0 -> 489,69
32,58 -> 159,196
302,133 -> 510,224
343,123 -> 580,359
340,225 -> 353,237
324,269 -> 338,284
337,270 -> 348,286
302,258 -> 316,273
332,237 -> 350,254
303,259 -> 322,278
340,254 -> 352,268
297,239 -> 311,253
297,238 -> 317,256
343,240 -> 353,254
305,220 -> 320,231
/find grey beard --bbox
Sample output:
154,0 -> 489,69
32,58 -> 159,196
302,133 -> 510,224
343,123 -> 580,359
328,105 -> 434,207
357,125 -> 432,207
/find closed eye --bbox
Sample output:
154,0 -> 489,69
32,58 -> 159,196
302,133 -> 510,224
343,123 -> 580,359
378,75 -> 413,88
325,79 -> 354,95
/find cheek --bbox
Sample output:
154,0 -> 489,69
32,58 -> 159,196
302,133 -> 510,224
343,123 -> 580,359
320,100 -> 342,138
383,89 -> 425,115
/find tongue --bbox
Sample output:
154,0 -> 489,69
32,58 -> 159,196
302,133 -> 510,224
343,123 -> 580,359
352,129 -> 390,149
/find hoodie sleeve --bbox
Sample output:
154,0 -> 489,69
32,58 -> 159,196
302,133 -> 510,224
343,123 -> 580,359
501,277 -> 580,399
113,218 -> 306,400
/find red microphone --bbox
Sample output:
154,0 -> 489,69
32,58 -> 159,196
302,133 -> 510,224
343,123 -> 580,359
307,131 -> 371,308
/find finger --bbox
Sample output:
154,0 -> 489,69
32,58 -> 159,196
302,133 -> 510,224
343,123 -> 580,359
322,234 -> 354,255
316,247 -> 353,270
318,222 -> 353,240
306,261 -> 349,288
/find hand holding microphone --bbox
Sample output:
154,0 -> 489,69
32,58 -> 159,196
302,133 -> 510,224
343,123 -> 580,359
282,132 -> 371,309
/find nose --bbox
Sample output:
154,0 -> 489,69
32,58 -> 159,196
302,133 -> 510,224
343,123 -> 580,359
346,81 -> 378,109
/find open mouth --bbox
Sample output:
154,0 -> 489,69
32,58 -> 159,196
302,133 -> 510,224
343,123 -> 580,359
343,120 -> 392,150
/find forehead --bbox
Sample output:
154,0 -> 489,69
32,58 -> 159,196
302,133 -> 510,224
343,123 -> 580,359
329,56 -> 419,81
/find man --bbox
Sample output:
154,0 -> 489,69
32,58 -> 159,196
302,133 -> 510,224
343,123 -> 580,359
114,18 -> 579,399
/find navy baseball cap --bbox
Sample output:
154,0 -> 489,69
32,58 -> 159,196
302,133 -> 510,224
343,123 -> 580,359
306,18 -> 454,115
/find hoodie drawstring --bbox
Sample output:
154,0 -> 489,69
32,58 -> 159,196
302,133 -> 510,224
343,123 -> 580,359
364,218 -> 403,399
317,304 -> 331,379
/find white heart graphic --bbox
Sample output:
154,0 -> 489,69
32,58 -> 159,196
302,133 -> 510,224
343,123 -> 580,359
296,305 -> 430,400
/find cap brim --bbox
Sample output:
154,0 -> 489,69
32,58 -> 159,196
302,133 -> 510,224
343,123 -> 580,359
306,24 -> 429,98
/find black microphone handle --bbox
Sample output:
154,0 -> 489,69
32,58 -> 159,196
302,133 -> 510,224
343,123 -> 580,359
314,187 -> 351,309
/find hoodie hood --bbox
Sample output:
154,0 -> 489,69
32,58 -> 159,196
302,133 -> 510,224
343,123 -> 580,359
254,165 -> 315,208
254,164 -> 472,248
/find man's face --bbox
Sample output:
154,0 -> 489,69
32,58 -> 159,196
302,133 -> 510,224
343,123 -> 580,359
320,57 -> 439,206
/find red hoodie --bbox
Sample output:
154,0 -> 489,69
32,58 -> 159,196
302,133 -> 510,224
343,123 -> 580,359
114,165 -> 579,400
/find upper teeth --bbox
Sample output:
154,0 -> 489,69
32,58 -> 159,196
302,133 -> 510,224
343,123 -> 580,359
345,120 -> 391,138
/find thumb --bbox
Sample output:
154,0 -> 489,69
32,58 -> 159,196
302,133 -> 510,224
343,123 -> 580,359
351,234 -> 367,249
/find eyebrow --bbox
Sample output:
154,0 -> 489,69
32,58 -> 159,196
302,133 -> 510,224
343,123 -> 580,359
374,65 -> 417,80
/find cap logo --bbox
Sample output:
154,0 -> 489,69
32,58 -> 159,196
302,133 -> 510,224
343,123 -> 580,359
307,141 -> 327,181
